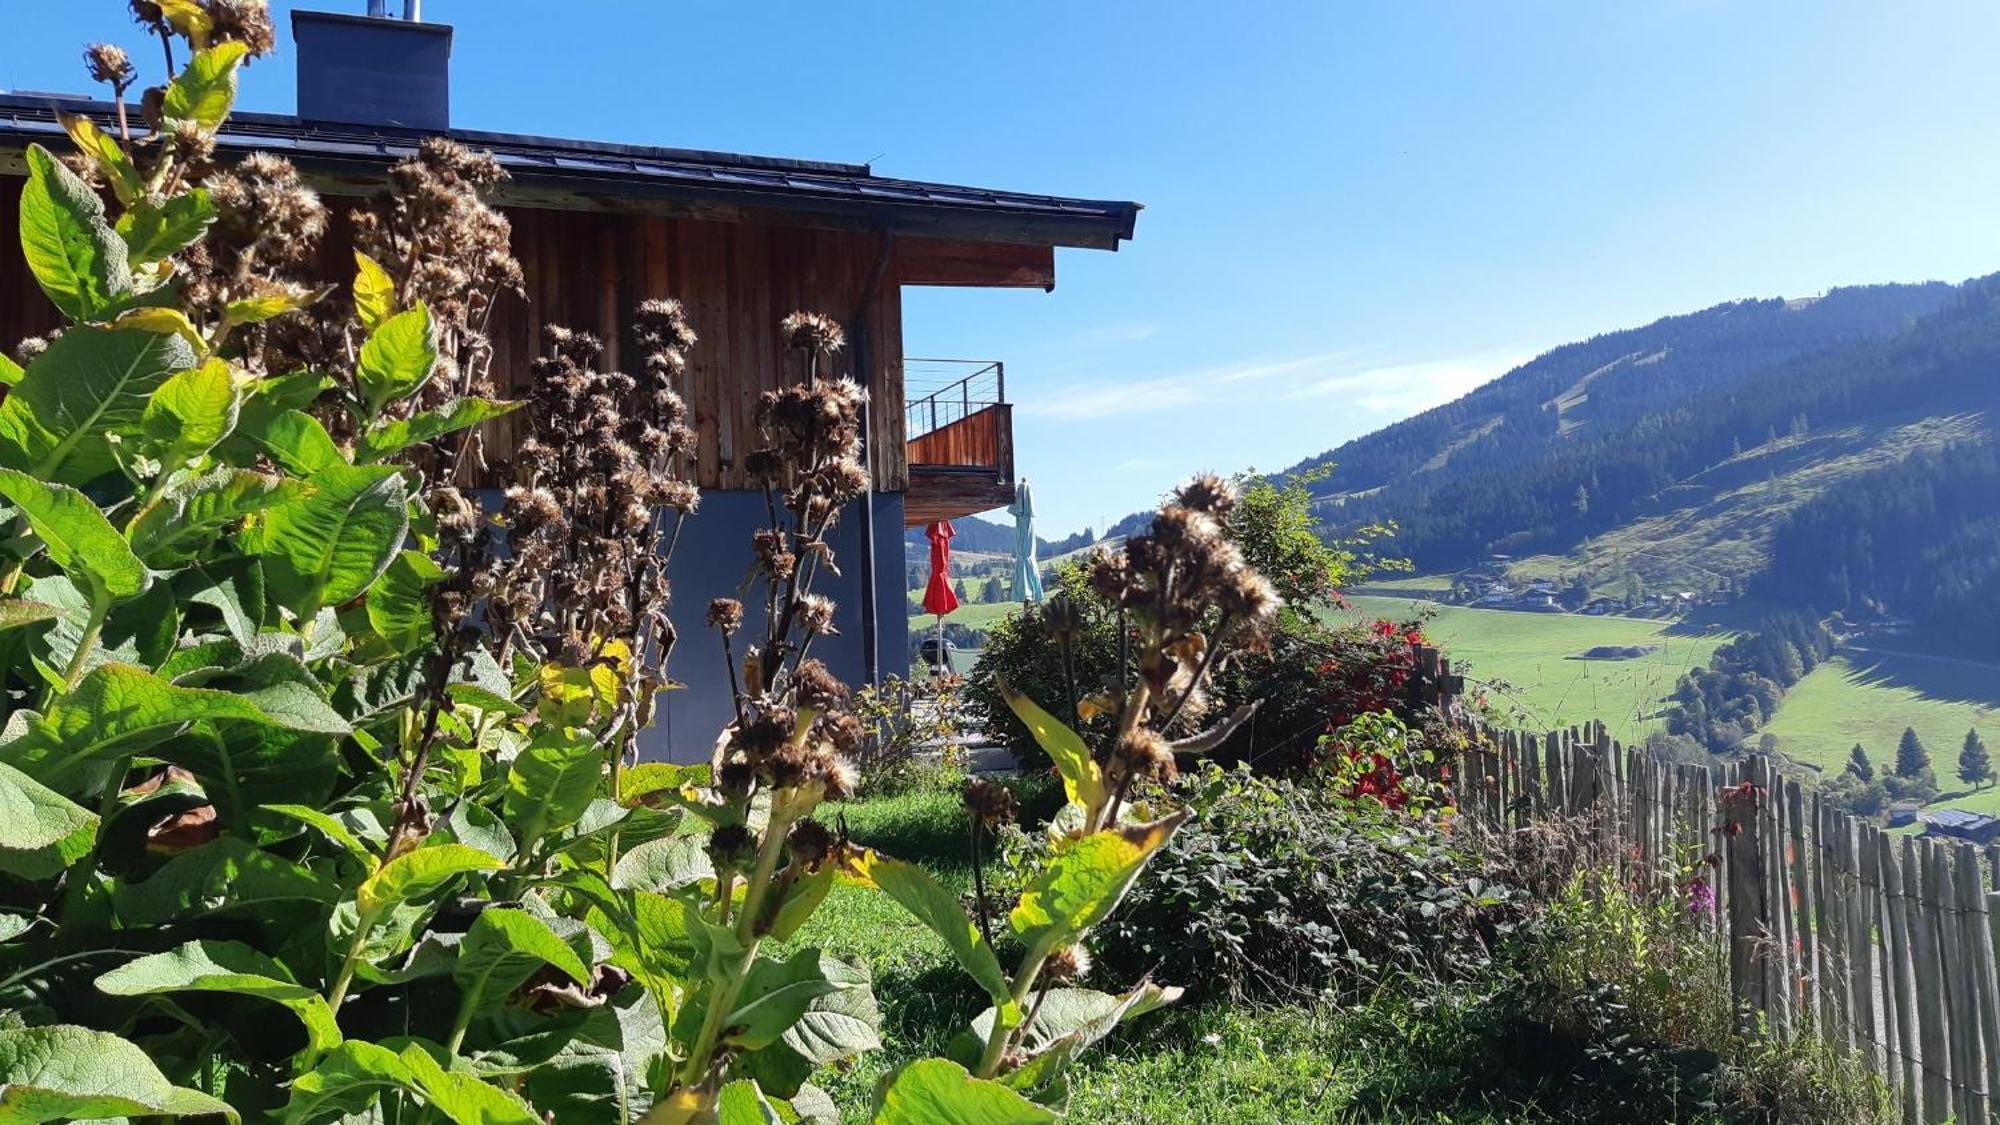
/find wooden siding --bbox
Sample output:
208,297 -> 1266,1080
0,179 -> 909,492
908,404 -> 1012,472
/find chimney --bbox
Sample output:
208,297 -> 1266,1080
292,6 -> 452,131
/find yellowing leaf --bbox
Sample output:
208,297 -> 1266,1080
109,306 -> 206,352
1008,811 -> 1189,951
996,679 -> 1103,813
353,252 -> 396,332
59,113 -> 142,205
844,849 -> 1013,1012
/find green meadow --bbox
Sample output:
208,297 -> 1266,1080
1764,648 -> 2000,812
1337,594 -> 1730,745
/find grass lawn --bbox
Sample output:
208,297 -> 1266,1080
790,785 -> 1628,1123
1334,595 -> 1729,745
907,599 -> 1023,632
1764,649 -> 2000,812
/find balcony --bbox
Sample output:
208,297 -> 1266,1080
903,358 -> 1015,528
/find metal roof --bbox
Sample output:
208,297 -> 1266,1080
0,93 -> 1140,250
1922,809 -> 1995,829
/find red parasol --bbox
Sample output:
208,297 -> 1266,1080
922,520 -> 959,616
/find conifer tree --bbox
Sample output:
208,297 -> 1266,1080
1896,726 -> 1930,779
1960,729 -> 1992,790
1846,743 -> 1874,782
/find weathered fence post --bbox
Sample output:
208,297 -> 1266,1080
1723,759 -> 1768,1017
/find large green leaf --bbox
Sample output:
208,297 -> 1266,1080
0,1024 -> 239,1123
774,955 -> 879,1064
356,304 -> 438,417
357,397 -> 521,463
0,662 -> 307,790
722,948 -> 850,1053
264,803 -> 376,867
453,907 -> 591,1016
161,42 -> 249,130
611,835 -> 712,894
996,681 -> 1104,813
117,188 -> 215,264
0,600 -> 60,633
503,734 -> 603,850
142,359 -> 240,467
717,1081 -> 783,1125
129,469 -> 309,566
0,760 -> 97,880
27,575 -> 177,674
872,1059 -> 1053,1125
356,844 -> 503,921
1008,813 -> 1189,951
845,850 -> 1013,1010
95,939 -> 342,1053
17,144 -> 131,321
279,1039 -> 410,1125
365,549 -> 444,654
249,464 -> 409,617
397,1043 -> 538,1125
0,326 -> 197,483
0,469 -> 147,599
956,983 -> 1181,1103
250,409 -> 345,476
113,837 -> 338,926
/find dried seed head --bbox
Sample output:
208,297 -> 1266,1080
204,0 -> 278,58
1041,593 -> 1086,642
1042,944 -> 1093,984
787,818 -> 835,870
780,311 -> 845,354
707,823 -> 757,875
793,658 -> 849,712
814,709 -> 867,756
961,778 -> 1019,829
806,750 -> 858,800
707,598 -> 745,634
1113,729 -> 1177,785
1174,472 -> 1238,519
735,710 -> 795,758
85,43 -> 134,88
796,594 -> 837,636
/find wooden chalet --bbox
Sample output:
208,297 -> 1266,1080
0,7 -> 1139,759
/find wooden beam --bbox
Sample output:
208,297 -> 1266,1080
894,238 -> 1055,289
903,468 -> 1017,527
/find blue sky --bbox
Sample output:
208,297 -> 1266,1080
11,2 -> 2000,536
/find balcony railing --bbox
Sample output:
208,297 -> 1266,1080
903,358 -> 1015,526
905,358 -> 1004,442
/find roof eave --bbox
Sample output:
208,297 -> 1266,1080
0,95 -> 1140,252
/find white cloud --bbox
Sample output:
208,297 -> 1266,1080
1287,353 -> 1527,416
1021,348 -> 1376,421
1020,347 -> 1523,423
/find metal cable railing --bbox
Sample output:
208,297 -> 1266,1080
905,358 -> 1004,440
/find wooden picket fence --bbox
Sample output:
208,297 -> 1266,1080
1450,721 -> 2000,1125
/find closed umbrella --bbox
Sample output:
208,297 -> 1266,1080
1009,478 -> 1045,603
922,520 -> 958,675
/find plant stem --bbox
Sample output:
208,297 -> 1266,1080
61,596 -> 112,691
976,943 -> 1053,1079
969,823 -> 995,947
324,918 -> 373,1012
444,986 -> 479,1057
676,805 -> 795,1090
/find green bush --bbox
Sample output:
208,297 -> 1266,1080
967,471 -> 1407,775
1083,751 -> 1525,1002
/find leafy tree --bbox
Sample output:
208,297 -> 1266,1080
1846,742 -> 1874,782
1896,726 -> 1931,779
1960,729 -> 1993,790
